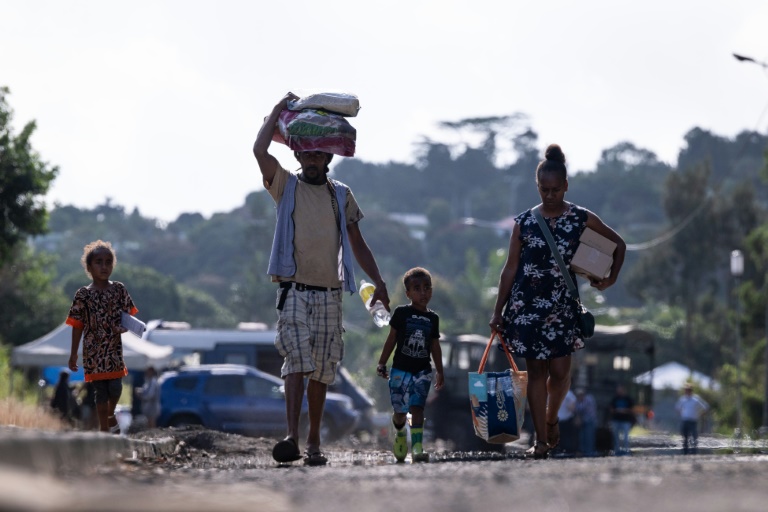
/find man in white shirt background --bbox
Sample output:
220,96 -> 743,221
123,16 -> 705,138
675,382 -> 709,455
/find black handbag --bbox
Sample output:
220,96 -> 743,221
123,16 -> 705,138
533,207 -> 595,338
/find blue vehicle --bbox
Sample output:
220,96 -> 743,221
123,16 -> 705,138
143,323 -> 381,437
157,364 -> 359,441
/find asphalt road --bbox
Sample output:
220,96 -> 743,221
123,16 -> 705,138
2,426 -> 768,512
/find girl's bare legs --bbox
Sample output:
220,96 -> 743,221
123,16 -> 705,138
96,402 -> 110,432
107,398 -> 119,432
97,398 -> 120,433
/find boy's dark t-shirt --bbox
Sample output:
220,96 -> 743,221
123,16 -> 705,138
389,305 -> 440,374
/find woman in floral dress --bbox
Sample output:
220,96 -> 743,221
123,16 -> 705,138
489,144 -> 626,459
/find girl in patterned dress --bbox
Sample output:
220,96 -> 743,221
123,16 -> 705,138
67,240 -> 139,434
489,144 -> 626,459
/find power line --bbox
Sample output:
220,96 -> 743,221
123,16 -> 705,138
626,51 -> 768,253
625,194 -> 712,251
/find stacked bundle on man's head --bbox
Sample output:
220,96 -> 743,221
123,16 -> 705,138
272,92 -> 359,157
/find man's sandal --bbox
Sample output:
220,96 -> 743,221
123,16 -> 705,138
273,438 -> 302,463
303,450 -> 328,466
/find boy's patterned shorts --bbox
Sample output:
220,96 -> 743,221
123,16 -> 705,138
388,367 -> 433,413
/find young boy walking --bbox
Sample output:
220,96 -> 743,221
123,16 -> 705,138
376,267 -> 444,462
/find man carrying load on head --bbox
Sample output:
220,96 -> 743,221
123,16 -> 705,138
253,92 -> 390,466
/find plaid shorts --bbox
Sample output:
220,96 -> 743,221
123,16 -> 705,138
275,286 -> 344,385
388,367 -> 433,413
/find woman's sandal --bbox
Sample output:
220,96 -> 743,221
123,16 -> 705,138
525,441 -> 550,460
547,420 -> 560,449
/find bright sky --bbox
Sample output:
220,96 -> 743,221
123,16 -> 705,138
2,1 -> 768,223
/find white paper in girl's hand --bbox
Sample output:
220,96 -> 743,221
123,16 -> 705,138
121,311 -> 146,337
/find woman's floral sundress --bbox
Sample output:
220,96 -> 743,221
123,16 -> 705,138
502,203 -> 588,360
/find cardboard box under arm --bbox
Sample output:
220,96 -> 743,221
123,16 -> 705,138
570,228 -> 617,280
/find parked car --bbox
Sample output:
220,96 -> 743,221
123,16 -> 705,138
144,323 -> 381,437
328,365 -> 379,437
157,364 -> 359,441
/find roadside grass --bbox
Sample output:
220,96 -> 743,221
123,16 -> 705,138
0,345 -> 68,430
0,397 -> 69,430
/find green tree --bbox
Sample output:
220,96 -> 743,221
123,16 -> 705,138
352,211 -> 424,278
568,142 -> 671,231
679,128 -> 768,195
0,87 -> 58,266
178,285 -> 237,328
624,164 -> 762,374
0,245 -> 69,346
62,264 -> 182,322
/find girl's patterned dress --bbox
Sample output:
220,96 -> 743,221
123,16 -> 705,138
502,203 -> 588,360
66,282 -> 138,381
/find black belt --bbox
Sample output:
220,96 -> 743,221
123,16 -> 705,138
279,281 -> 339,292
277,281 -> 340,311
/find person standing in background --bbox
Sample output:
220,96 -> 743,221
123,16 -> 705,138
136,366 -> 160,429
554,388 -> 577,455
50,370 -> 74,425
76,382 -> 97,430
675,382 -> 709,455
575,387 -> 597,456
609,384 -> 635,456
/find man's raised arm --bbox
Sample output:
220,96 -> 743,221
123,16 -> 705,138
253,92 -> 298,187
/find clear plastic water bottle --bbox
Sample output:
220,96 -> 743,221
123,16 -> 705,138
359,279 -> 391,328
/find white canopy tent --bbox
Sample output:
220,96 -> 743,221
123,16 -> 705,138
11,323 -> 173,371
633,361 -> 720,391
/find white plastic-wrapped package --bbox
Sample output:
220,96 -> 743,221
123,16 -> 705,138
287,92 -> 360,117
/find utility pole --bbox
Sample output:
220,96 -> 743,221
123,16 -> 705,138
731,250 -> 744,435
763,275 -> 768,433
732,52 -> 768,435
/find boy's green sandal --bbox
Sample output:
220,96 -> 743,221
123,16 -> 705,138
412,446 -> 429,463
393,428 -> 408,462
411,427 -> 429,463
